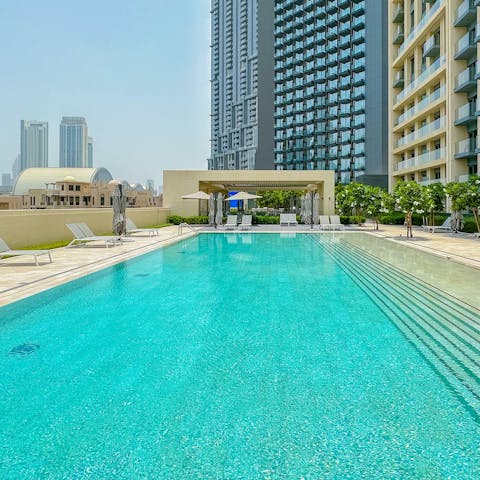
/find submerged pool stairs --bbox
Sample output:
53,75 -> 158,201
311,235 -> 480,421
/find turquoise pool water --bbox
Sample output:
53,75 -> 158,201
1,233 -> 479,479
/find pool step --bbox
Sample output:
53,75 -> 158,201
311,235 -> 480,419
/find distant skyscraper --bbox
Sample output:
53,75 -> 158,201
12,154 -> 21,180
1,173 -> 12,187
87,137 -> 93,168
146,178 -> 155,193
20,120 -> 48,172
209,0 -> 274,170
59,117 -> 88,168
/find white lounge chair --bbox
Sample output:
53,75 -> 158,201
288,213 -> 298,226
239,215 -> 252,230
318,215 -> 331,230
329,215 -> 345,230
66,223 -> 120,248
224,215 -> 238,230
422,216 -> 452,233
280,214 -> 290,226
126,218 -> 159,236
0,238 -> 52,266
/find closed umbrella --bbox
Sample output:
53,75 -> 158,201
300,195 -> 305,223
215,193 -> 224,226
112,184 -> 126,235
313,193 -> 320,225
304,192 -> 312,225
208,193 -> 215,226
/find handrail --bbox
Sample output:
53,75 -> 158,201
178,222 -> 196,236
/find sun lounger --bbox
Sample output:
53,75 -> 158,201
288,214 -> 298,226
224,215 -> 238,230
126,218 -> 159,236
239,215 -> 252,230
318,215 -> 331,230
280,214 -> 290,226
329,215 -> 345,230
66,223 -> 120,248
422,216 -> 452,233
0,238 -> 52,266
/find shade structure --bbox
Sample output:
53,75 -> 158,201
225,191 -> 262,201
181,191 -> 211,200
112,184 -> 126,235
215,193 -> 224,226
313,193 -> 320,225
208,193 -> 215,226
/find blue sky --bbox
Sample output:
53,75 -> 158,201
0,0 -> 211,188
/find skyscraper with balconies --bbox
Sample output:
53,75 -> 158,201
209,0 -> 274,170
20,120 -> 49,172
274,0 -> 388,185
389,0 -> 479,190
59,117 -> 89,168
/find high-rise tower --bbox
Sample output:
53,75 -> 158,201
209,0 -> 274,170
59,117 -> 88,168
273,0 -> 388,186
20,120 -> 49,172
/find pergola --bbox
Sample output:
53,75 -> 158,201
163,170 -> 335,217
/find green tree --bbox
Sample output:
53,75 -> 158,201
466,176 -> 480,233
420,183 -> 445,226
393,180 -> 424,219
365,186 -> 393,230
257,190 -> 300,210
445,181 -> 469,232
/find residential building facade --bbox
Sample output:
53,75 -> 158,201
389,0 -> 479,190
20,120 -> 48,172
209,0 -> 274,170
59,117 -> 89,168
274,0 -> 388,185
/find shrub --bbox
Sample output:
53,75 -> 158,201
254,215 -> 280,225
167,215 -> 183,225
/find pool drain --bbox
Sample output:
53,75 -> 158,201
8,343 -> 40,356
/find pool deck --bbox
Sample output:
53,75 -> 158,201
0,223 -> 479,307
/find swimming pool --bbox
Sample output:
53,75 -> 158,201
1,233 -> 479,479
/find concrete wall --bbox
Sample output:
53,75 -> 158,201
0,207 -> 170,248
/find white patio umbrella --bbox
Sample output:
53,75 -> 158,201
225,191 -> 262,201
313,193 -> 320,225
208,193 -> 215,226
215,193 -> 224,226
181,191 -> 211,200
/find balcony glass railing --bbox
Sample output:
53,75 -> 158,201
396,55 -> 445,103
456,137 -> 476,154
397,0 -> 444,58
456,30 -> 474,54
394,147 -> 445,171
419,178 -> 446,186
456,0 -> 473,21
396,117 -> 445,148
395,86 -> 445,125
456,102 -> 476,120
456,65 -> 475,87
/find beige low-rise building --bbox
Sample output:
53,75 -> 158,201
1,167 -> 158,210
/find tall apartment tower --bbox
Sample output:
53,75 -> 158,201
209,0 -> 274,170
87,137 -> 93,168
389,0 -> 479,190
20,120 -> 49,172
59,117 -> 88,168
274,0 -> 388,185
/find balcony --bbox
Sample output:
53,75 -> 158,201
396,55 -> 445,104
397,0 -> 444,59
394,148 -> 445,172
454,102 -> 477,127
454,0 -> 476,27
396,117 -> 445,149
454,30 -> 476,60
395,86 -> 445,126
455,65 -> 476,93
418,178 -> 446,186
393,4 -> 404,23
393,70 -> 405,88
455,137 -> 477,158
423,34 -> 440,57
393,26 -> 404,45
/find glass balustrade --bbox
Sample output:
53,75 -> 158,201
394,148 -> 445,171
395,86 -> 445,125
396,117 -> 445,148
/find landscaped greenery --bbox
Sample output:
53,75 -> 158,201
256,190 -> 301,210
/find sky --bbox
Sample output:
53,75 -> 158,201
0,0 -> 211,188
